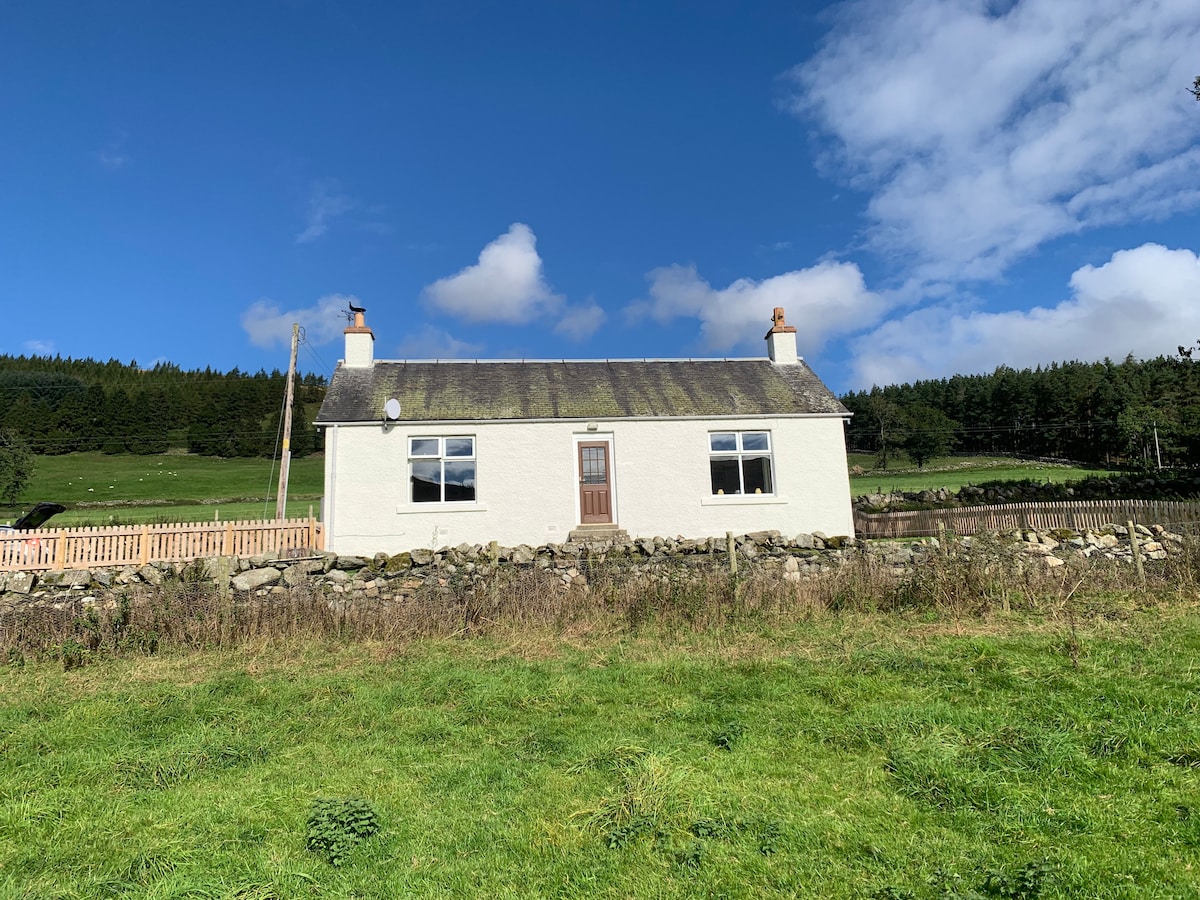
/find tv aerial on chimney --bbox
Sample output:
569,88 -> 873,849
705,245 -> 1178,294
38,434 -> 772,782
344,300 -> 367,324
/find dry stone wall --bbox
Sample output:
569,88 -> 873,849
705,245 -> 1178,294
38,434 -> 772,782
0,524 -> 1184,614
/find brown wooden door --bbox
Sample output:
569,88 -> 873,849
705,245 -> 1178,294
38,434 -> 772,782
578,442 -> 613,524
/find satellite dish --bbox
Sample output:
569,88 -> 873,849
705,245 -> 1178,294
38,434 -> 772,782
383,398 -> 402,421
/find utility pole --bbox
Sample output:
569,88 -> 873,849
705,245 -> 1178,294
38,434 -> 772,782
275,323 -> 299,520
1153,421 -> 1162,470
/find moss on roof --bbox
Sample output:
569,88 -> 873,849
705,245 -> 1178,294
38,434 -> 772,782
315,359 -> 848,424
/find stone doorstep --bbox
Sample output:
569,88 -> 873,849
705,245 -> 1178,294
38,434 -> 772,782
568,525 -> 631,543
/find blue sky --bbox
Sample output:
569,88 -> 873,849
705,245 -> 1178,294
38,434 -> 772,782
2,0 -> 1199,393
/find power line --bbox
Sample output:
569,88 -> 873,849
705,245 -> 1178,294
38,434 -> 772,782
299,332 -> 335,380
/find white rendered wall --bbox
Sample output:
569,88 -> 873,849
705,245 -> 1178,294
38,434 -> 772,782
323,417 -> 854,555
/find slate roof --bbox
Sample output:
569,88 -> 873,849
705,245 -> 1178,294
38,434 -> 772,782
316,358 -> 847,424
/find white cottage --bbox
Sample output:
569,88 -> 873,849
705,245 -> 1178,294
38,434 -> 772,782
315,308 -> 854,555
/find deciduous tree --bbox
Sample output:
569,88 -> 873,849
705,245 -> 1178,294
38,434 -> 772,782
0,429 -> 35,507
901,404 -> 958,469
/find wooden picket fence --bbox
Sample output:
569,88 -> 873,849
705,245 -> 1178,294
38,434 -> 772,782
854,499 -> 1200,539
0,517 -> 324,573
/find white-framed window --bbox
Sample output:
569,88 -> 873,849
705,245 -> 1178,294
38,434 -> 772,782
709,431 -> 773,495
410,436 -> 476,503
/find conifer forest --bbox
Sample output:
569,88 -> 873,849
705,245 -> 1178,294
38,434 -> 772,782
0,354 -> 326,458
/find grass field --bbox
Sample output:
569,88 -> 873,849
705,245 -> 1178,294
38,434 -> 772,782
2,610 -> 1198,899
2,451 -> 1122,527
848,454 -> 1117,497
3,453 -> 324,525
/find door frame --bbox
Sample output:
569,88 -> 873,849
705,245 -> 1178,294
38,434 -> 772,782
573,433 -> 617,526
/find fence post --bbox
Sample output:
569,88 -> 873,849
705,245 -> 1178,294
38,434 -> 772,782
1127,519 -> 1146,588
726,531 -> 737,576
55,531 -> 67,568
215,554 -> 232,602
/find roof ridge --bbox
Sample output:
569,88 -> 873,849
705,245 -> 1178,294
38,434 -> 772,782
374,357 -> 770,364
316,355 -> 845,425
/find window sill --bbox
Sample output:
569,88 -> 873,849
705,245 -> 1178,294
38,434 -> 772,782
396,503 -> 489,514
700,495 -> 788,506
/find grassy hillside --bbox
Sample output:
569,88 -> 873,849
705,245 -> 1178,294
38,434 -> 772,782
4,452 -> 324,525
3,451 -> 1122,527
2,612 -> 1198,899
848,454 -> 1116,497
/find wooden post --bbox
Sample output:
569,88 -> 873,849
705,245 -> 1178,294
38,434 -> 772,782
1127,519 -> 1146,588
54,531 -> 67,569
726,531 -> 737,576
215,555 -> 232,602
139,525 -> 151,566
275,322 -> 299,520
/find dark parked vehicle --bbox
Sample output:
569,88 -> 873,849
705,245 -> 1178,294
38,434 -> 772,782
0,502 -> 66,532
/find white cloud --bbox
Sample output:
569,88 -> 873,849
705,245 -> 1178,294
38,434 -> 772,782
788,0 -> 1200,283
554,301 -> 606,341
422,223 -> 562,323
22,339 -> 55,356
240,293 -> 355,349
396,325 -> 483,359
627,260 -> 886,356
96,130 -> 129,170
295,179 -> 356,244
848,243 -> 1200,387
96,148 -> 128,170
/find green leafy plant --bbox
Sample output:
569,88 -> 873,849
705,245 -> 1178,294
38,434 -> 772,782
59,638 -> 88,671
711,719 -> 746,751
676,839 -> 705,870
606,815 -> 656,849
981,859 -> 1053,899
757,819 -> 781,855
305,797 -> 380,866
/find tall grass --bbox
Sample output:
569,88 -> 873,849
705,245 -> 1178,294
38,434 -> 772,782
4,535 -> 1195,663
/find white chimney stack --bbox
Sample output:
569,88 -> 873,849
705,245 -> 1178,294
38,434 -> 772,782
343,309 -> 375,369
764,306 -> 798,364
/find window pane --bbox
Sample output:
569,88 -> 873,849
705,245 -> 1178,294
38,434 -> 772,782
710,433 -> 737,452
741,455 -> 773,494
710,457 -> 742,494
741,432 -> 769,451
410,438 -> 440,457
411,460 -> 442,502
581,446 -> 607,484
443,461 -> 476,501
445,437 -> 474,457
